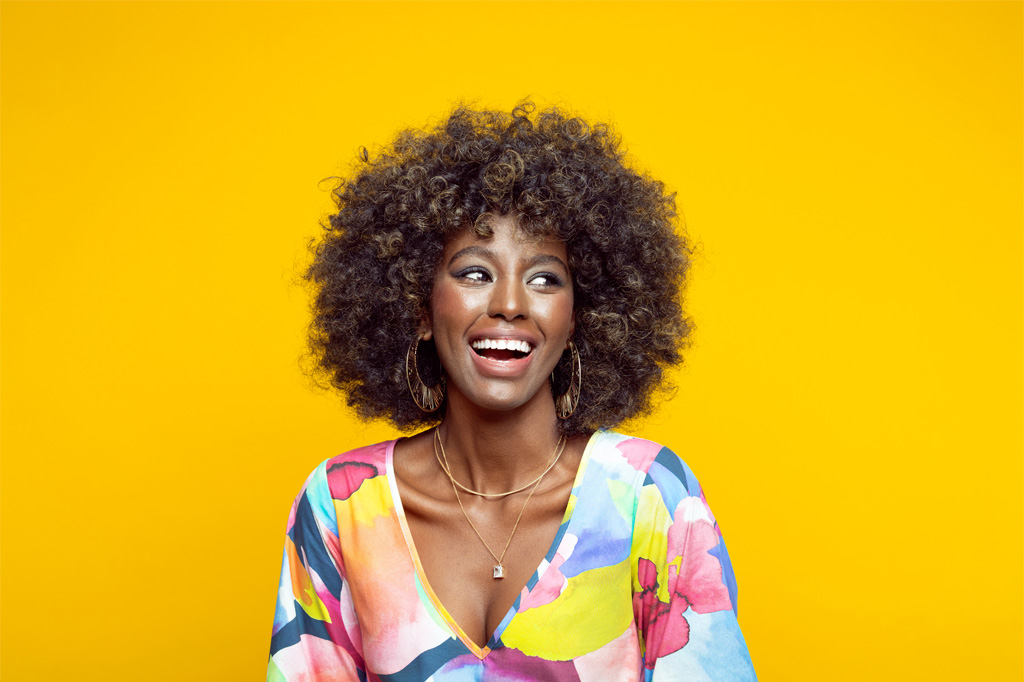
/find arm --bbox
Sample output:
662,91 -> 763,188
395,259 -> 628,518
268,462 -> 365,681
632,447 -> 757,681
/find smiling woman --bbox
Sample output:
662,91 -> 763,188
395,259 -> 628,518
427,217 -> 575,415
268,103 -> 757,680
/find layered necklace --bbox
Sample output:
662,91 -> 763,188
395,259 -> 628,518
433,428 -> 566,579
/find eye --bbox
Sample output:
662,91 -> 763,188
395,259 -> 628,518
455,267 -> 491,283
529,272 -> 564,287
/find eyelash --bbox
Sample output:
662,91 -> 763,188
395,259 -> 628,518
530,272 -> 564,287
454,267 -> 487,282
454,268 -> 564,287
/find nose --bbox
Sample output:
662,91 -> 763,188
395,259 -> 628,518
487,276 -> 528,320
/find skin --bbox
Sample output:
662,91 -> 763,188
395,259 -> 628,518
393,216 -> 592,648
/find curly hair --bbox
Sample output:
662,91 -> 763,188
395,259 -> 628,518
306,102 -> 692,436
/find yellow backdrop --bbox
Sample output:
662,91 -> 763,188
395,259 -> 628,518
2,2 -> 1020,680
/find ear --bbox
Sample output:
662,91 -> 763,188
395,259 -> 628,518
567,311 -> 575,347
418,309 -> 433,341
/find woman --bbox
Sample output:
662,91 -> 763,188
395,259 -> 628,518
269,103 -> 757,680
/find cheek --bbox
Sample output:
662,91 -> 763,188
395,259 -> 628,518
542,296 -> 575,339
428,283 -> 476,339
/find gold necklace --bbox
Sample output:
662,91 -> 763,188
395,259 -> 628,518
433,429 -> 566,499
434,428 -> 563,578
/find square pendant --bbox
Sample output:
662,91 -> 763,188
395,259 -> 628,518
493,565 -> 504,579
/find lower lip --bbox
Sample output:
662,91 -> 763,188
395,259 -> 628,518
468,347 -> 535,377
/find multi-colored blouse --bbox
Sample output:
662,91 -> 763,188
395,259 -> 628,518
268,430 -> 756,681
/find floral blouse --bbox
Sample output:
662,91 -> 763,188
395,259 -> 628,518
268,430 -> 757,681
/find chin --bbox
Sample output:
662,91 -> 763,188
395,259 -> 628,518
454,382 -> 552,415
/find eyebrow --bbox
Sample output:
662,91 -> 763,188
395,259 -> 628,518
448,245 -> 569,272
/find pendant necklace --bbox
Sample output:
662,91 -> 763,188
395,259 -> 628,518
434,428 -> 565,579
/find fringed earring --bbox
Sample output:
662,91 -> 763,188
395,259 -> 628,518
552,340 -> 582,419
406,335 -> 445,412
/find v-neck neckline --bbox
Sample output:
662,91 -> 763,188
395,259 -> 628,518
386,430 -> 602,659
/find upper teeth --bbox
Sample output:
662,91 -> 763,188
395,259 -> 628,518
471,339 -> 533,353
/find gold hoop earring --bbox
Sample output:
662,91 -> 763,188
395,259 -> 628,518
553,340 -> 582,420
406,336 -> 445,412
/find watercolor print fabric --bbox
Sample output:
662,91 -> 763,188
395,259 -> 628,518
268,430 -> 757,681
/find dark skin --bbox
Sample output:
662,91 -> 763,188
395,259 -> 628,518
393,429 -> 589,648
392,217 -> 591,648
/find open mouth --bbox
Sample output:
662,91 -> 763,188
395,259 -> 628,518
471,339 -> 533,362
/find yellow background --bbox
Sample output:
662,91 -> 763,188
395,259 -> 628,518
2,1 -> 1020,680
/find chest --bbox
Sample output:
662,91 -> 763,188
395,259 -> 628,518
331,441 -> 645,674
342,497 -> 639,672
403,485 -> 571,648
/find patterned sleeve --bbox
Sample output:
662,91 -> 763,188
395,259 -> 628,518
267,462 -> 365,681
631,447 -> 757,681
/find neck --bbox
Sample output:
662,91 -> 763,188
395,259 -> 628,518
436,390 -> 563,494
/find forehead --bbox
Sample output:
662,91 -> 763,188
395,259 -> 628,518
442,215 -> 568,261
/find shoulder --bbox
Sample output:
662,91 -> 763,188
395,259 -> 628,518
286,440 -> 396,530
591,430 -> 704,496
322,440 -> 393,501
